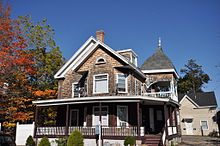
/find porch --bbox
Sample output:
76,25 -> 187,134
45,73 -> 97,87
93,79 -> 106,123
33,97 -> 180,145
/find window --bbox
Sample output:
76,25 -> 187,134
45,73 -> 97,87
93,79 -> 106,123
72,82 -> 80,98
116,74 -> 127,93
93,74 -> 108,93
117,106 -> 128,127
201,121 -> 208,130
96,57 -> 106,64
92,106 -> 109,126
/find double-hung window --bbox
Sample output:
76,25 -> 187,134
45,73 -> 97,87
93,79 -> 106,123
72,82 -> 80,98
93,74 -> 108,94
201,120 -> 208,130
116,74 -> 127,93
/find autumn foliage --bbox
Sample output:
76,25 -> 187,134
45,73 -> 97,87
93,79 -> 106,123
0,2 -> 64,134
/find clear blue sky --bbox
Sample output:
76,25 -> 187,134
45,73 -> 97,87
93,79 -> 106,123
7,0 -> 220,106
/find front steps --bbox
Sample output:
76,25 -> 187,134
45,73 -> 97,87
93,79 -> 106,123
142,135 -> 162,146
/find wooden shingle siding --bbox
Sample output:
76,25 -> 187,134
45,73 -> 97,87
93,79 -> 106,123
59,47 -> 143,99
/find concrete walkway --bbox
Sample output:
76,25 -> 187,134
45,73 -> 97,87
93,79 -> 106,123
178,135 -> 220,146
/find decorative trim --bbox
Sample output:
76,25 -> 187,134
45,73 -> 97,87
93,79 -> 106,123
142,69 -> 179,78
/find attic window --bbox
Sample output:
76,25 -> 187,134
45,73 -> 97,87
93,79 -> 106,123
96,57 -> 106,64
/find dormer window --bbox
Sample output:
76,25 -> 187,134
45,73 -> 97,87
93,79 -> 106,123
95,57 -> 106,64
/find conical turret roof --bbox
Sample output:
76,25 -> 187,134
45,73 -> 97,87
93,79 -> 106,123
141,48 -> 175,70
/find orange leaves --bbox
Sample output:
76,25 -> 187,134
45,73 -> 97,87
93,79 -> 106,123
33,89 -> 57,98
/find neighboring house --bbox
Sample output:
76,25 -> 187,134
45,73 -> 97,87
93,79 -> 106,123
33,31 -> 181,146
179,92 -> 218,136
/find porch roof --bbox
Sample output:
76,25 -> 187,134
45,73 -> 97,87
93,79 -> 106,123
33,96 -> 179,107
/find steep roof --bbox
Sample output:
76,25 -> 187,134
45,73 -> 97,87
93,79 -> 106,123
141,48 -> 175,70
179,91 -> 217,107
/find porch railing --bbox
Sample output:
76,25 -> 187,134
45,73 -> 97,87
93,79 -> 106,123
167,126 -> 177,136
143,91 -> 171,98
36,126 -> 139,137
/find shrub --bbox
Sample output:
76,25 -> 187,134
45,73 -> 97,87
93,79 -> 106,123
67,130 -> 84,146
208,130 -> 218,137
124,136 -> 135,146
25,135 -> 35,146
39,137 -> 51,146
55,137 -> 67,146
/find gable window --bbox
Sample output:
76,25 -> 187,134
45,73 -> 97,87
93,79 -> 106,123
116,74 -> 127,93
117,105 -> 128,127
72,82 -> 80,98
93,74 -> 108,94
201,120 -> 208,130
96,57 -> 106,64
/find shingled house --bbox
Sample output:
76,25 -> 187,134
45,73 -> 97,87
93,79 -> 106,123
33,31 -> 181,146
179,92 -> 218,135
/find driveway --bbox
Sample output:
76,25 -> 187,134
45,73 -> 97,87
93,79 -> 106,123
178,135 -> 220,146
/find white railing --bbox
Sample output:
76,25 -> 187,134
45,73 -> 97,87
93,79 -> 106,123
167,126 -> 177,136
162,128 -> 166,146
143,91 -> 171,98
36,126 -> 140,137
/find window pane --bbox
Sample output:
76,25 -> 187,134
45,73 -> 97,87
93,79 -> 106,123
201,121 -> 208,130
117,74 -> 126,92
118,106 -> 128,126
72,83 -> 80,98
95,79 -> 107,93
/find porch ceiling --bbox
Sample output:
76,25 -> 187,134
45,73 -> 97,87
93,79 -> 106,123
32,96 -> 170,107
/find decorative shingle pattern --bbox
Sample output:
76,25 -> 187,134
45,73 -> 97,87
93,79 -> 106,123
141,48 -> 175,70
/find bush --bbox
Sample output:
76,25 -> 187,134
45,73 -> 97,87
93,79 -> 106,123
67,130 -> 84,146
55,137 -> 67,146
25,135 -> 35,146
39,137 -> 51,146
208,130 -> 218,137
124,136 -> 135,146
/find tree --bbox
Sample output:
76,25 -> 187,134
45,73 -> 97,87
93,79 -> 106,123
0,2 -> 35,133
18,15 -> 65,90
178,59 -> 210,94
67,130 -> 84,146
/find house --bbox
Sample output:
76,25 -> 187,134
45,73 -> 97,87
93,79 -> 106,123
178,92 -> 218,136
33,30 -> 181,146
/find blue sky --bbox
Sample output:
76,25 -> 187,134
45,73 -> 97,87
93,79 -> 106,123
7,0 -> 220,105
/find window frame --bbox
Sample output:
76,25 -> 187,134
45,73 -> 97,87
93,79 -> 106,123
72,82 -> 80,98
93,73 -> 109,94
200,120 -> 209,130
116,73 -> 128,93
95,57 -> 106,64
92,106 -> 109,126
117,105 -> 128,127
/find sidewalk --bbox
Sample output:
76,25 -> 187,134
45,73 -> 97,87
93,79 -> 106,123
178,135 -> 220,146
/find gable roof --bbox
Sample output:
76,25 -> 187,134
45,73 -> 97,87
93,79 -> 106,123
54,36 -> 146,80
179,91 -> 217,107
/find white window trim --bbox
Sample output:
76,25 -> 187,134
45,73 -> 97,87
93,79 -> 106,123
95,57 -> 106,64
92,106 -> 109,126
200,120 -> 209,130
72,82 -> 80,98
116,73 -> 128,93
69,109 -> 79,126
117,105 -> 129,127
93,73 -> 109,94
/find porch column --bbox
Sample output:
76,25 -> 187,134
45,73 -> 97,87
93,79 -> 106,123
174,107 -> 178,134
137,102 -> 140,136
163,103 -> 168,136
65,104 -> 69,136
34,105 -> 39,145
34,105 -> 38,138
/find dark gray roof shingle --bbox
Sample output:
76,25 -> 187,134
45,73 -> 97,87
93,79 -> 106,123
141,48 -> 175,70
178,91 -> 217,107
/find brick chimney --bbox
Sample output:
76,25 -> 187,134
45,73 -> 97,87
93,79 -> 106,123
96,30 -> 105,42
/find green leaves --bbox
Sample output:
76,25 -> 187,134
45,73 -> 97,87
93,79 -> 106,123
178,59 -> 210,94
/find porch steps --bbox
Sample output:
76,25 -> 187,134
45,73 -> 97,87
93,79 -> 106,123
142,135 -> 161,146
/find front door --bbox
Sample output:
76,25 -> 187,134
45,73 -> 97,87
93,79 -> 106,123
185,119 -> 193,135
70,109 -> 79,126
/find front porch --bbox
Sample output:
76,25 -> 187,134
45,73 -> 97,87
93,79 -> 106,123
33,97 -> 180,145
